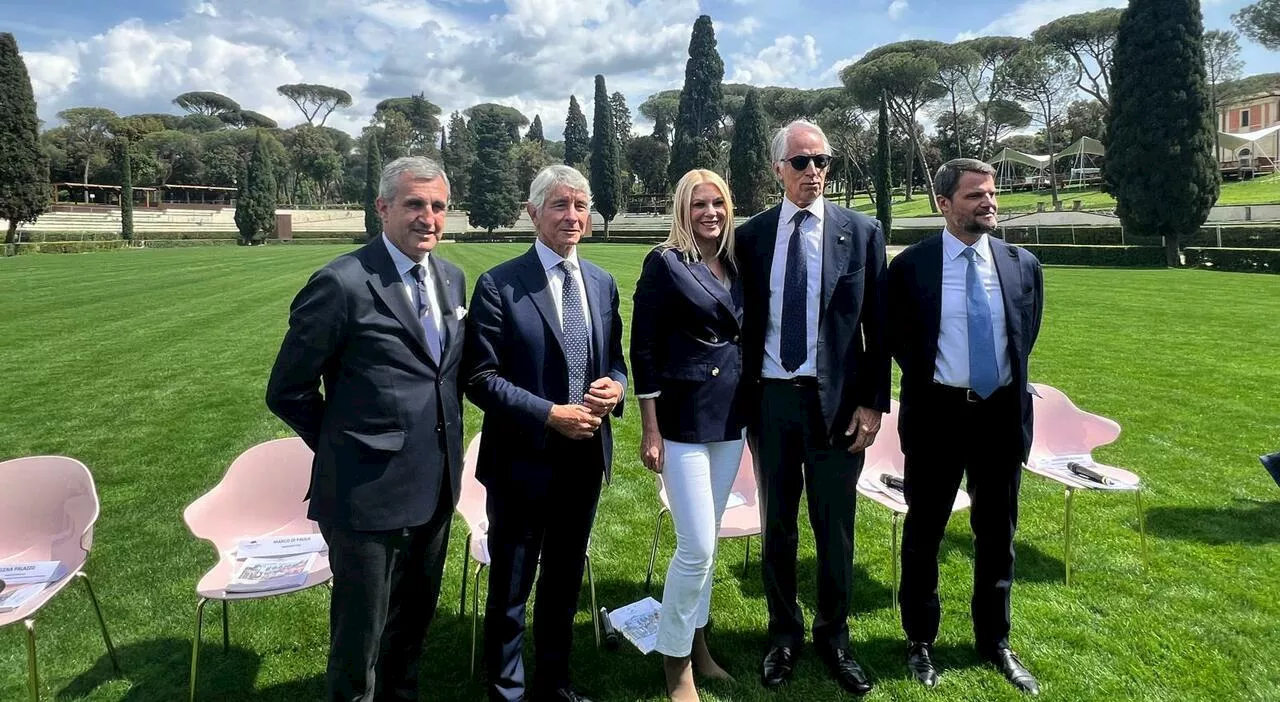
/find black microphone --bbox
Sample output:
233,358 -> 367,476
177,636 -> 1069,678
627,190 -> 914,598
879,473 -> 905,493
599,607 -> 620,651
1067,461 -> 1112,485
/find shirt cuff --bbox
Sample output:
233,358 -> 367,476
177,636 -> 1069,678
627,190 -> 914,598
635,391 -> 661,399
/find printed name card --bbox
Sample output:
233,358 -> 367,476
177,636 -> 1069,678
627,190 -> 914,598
236,534 -> 328,558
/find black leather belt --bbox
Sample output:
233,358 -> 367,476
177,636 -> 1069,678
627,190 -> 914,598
930,382 -> 1013,404
761,376 -> 819,388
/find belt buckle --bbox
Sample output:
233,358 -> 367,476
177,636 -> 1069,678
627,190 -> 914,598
965,388 -> 981,403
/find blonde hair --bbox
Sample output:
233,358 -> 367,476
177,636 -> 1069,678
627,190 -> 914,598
660,169 -> 737,270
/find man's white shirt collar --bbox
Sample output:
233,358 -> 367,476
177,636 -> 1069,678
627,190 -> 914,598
779,195 -> 825,227
382,234 -> 429,276
535,238 -> 581,272
942,228 -> 993,263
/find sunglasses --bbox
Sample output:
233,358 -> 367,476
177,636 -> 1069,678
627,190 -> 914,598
783,154 -> 832,170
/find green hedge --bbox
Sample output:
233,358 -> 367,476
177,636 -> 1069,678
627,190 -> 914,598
1184,247 -> 1280,273
14,240 -> 129,255
454,232 -> 540,243
132,230 -> 240,240
141,239 -> 239,248
282,230 -> 367,240
1015,244 -> 1166,267
16,231 -> 122,243
1187,227 -> 1280,249
265,237 -> 363,246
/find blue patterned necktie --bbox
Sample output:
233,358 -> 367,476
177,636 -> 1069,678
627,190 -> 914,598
960,247 -> 999,398
409,264 -> 442,363
780,209 -> 810,372
559,260 -> 590,404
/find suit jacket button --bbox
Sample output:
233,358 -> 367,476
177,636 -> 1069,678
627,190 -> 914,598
711,367 -> 720,377
732,335 -> 740,344
710,335 -> 718,343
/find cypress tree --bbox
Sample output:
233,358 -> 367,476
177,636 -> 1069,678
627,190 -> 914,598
467,108 -> 521,233
119,138 -> 134,241
235,133 -> 277,245
563,95 -> 590,167
727,88 -> 771,216
364,134 -> 383,241
652,111 -> 671,146
668,15 -> 724,185
527,114 -> 545,143
590,75 -> 622,240
444,112 -> 474,207
0,32 -> 48,248
1104,0 -> 1219,267
875,93 -> 893,241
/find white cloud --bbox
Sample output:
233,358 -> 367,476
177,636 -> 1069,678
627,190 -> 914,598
722,17 -> 762,36
730,34 -> 821,86
888,0 -> 909,21
959,0 -> 1125,39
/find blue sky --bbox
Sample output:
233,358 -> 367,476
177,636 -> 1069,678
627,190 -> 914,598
5,0 -> 1276,139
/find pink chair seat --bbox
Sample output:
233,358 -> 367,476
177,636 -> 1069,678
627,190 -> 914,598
858,400 -> 971,515
655,443 -> 762,539
184,438 -> 332,600
1027,383 -> 1141,491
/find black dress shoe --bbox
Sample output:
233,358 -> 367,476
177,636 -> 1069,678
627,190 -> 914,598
533,686 -> 595,702
761,645 -> 797,688
983,648 -> 1040,695
906,641 -> 940,688
820,648 -> 873,696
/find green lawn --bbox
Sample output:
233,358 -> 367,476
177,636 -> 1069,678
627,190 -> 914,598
1,245 -> 1279,702
836,173 -> 1280,219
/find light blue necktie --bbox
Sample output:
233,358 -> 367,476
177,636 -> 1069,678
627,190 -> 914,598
960,247 -> 1000,399
409,264 -> 442,363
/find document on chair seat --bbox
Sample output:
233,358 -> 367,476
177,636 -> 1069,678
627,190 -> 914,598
725,491 -> 746,510
0,582 -> 48,612
1035,455 -> 1137,490
607,597 -> 662,654
236,533 -> 328,558
226,553 -> 317,593
858,473 -> 906,506
0,561 -> 63,585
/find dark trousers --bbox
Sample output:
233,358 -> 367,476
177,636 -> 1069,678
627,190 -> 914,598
899,383 -> 1024,653
319,480 -> 453,702
484,436 -> 604,702
749,379 -> 863,652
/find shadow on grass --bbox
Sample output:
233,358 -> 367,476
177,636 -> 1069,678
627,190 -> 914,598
939,533 -> 1068,585
1146,498 -> 1280,544
56,636 -> 267,702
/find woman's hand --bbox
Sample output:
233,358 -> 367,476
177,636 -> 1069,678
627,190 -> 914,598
641,427 -> 664,474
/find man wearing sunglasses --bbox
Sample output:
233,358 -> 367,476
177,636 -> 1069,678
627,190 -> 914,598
735,119 -> 890,696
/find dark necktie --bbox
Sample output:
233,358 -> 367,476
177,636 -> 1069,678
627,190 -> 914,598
960,247 -> 999,398
780,209 -> 810,372
409,264 -> 442,363
559,260 -> 590,404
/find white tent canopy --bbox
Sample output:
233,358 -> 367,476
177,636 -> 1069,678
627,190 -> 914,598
1219,124 -> 1280,158
989,148 -> 1052,168
1052,136 -> 1106,162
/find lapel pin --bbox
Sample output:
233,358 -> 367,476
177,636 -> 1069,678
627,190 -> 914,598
838,236 -> 846,243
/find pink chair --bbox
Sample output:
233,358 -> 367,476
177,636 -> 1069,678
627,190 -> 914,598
857,400 -> 971,608
456,433 -> 599,676
183,437 -> 332,700
0,456 -> 120,702
644,443 -> 762,592
1026,383 -> 1146,586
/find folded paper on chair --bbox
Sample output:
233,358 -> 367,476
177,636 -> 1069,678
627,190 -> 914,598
0,560 -> 63,585
607,597 -> 662,654
1035,454 -> 1137,490
236,533 -> 328,558
226,553 -> 317,593
858,473 -> 906,506
0,582 -> 48,612
725,491 -> 747,510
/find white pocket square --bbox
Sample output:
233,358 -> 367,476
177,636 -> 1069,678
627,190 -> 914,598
453,306 -> 467,320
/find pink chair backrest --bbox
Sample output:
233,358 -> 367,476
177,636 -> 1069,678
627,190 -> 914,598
1029,383 -> 1122,460
864,399 -> 906,477
183,438 -> 316,553
456,433 -> 487,532
729,443 -> 759,508
0,457 -> 99,569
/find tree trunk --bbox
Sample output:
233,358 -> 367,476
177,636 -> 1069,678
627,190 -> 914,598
602,217 -> 610,241
1165,234 -> 1180,268
1046,118 -> 1059,206
916,139 -> 939,213
5,220 -> 17,246
83,160 -> 91,204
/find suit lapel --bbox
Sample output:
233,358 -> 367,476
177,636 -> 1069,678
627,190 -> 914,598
582,261 -> 607,371
990,237 -> 1024,347
428,254 -> 461,365
754,206 -> 782,291
687,259 -> 738,323
821,201 -> 852,318
920,234 -> 945,368
516,246 -> 567,355
366,241 -> 437,366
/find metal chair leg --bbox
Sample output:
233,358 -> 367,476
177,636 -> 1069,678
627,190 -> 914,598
1064,487 -> 1076,586
586,552 -> 600,648
24,618 -> 38,702
1136,487 -> 1148,570
460,532 -> 472,616
644,508 -> 669,592
891,512 -> 901,610
76,572 -> 121,675
190,597 -> 208,702
221,601 -> 229,653
742,535 -> 751,576
470,563 -> 485,677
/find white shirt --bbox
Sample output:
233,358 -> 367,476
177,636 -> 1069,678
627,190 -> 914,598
934,230 -> 1013,388
534,239 -> 592,336
762,196 -> 825,379
382,234 -> 443,337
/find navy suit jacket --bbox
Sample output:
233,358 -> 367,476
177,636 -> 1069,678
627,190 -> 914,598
266,240 -> 467,531
888,233 -> 1044,458
737,201 -> 891,437
630,246 -> 745,444
464,245 -> 628,486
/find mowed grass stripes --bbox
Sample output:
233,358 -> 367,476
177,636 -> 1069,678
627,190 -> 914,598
1,244 -> 1278,701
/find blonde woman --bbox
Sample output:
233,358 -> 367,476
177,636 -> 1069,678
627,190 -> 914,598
630,169 -> 745,701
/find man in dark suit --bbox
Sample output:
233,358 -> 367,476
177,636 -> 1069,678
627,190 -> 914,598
736,119 -> 890,696
889,158 -> 1044,695
266,156 -> 467,702
464,164 -> 627,702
